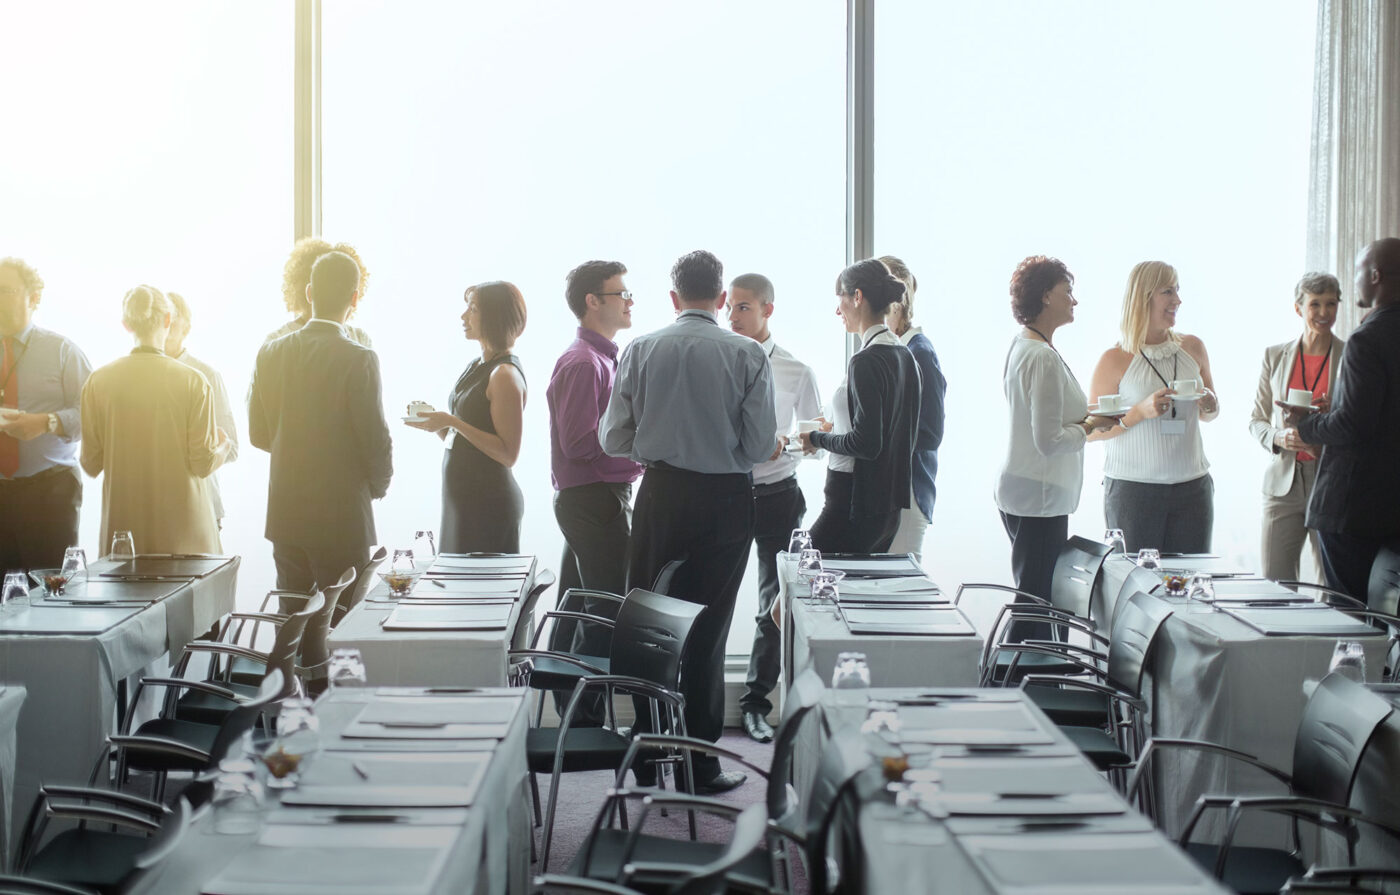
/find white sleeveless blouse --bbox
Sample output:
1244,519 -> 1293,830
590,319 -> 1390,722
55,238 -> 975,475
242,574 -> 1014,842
1102,339 -> 1210,485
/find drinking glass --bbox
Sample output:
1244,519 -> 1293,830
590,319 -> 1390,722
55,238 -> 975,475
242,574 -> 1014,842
1103,529 -> 1127,556
1135,548 -> 1161,571
390,547 -> 416,575
265,697 -> 320,789
109,531 -> 136,562
1185,573 -> 1215,603
809,569 -> 846,617
797,548 -> 823,578
62,547 -> 88,583
860,699 -> 904,741
2,571 -> 29,609
787,528 -> 812,555
832,651 -> 871,705
413,530 -> 437,559
327,647 -> 368,690
211,758 -> 265,834
1328,641 -> 1367,683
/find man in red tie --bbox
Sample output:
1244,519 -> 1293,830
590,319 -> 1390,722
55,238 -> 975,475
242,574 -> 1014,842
0,258 -> 92,573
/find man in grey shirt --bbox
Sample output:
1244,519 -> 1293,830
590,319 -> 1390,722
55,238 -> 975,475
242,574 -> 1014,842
601,249 -> 777,793
0,257 -> 92,572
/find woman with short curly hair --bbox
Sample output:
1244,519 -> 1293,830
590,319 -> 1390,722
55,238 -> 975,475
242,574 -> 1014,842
263,238 -> 373,348
996,256 -> 1113,612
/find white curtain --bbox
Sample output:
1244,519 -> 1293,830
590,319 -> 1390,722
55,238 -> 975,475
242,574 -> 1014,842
1306,0 -> 1400,334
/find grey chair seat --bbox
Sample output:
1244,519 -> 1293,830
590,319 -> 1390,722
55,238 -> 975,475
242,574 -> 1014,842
528,654 -> 610,692
526,727 -> 635,774
124,718 -> 219,772
1060,725 -> 1131,769
25,829 -> 146,894
1024,683 -> 1112,726
1184,843 -> 1304,895
173,683 -> 257,726
569,828 -> 770,892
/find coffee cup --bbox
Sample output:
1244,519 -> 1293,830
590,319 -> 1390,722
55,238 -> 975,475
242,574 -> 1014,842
1286,388 -> 1313,408
796,420 -> 821,434
407,401 -> 433,419
1096,394 -> 1124,413
1171,378 -> 1200,397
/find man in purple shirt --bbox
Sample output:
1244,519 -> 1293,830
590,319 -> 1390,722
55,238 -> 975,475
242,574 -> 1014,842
547,260 -> 645,721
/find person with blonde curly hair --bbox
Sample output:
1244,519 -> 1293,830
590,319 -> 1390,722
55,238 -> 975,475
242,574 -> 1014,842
0,257 -> 93,572
81,285 -> 230,554
263,237 -> 373,347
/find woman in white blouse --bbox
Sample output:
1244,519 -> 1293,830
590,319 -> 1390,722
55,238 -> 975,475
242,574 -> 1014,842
996,256 -> 1114,605
1088,261 -> 1219,553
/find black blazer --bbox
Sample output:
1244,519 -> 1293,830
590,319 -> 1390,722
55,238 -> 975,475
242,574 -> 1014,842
811,340 -> 921,520
249,321 -> 394,553
1299,304 -> 1400,538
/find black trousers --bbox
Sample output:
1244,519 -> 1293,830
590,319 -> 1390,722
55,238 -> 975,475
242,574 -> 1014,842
1317,530 -> 1387,602
999,511 -> 1067,642
742,477 -> 806,716
553,480 -> 633,724
629,465 -> 754,782
809,470 -> 899,554
272,541 -> 369,612
0,465 -> 82,574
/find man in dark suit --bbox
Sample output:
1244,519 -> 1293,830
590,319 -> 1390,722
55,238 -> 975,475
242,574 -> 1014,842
1286,237 -> 1400,598
249,250 -> 393,593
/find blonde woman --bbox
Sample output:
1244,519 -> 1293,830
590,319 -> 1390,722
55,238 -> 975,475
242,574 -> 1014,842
1248,273 -> 1344,582
264,237 -> 373,348
81,285 -> 230,554
1088,261 -> 1219,553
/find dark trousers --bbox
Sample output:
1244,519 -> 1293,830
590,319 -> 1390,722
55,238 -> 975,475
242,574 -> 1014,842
1103,473 -> 1214,554
0,466 -> 82,574
553,481 -> 633,724
999,511 -> 1067,642
809,470 -> 900,554
629,465 -> 754,782
272,541 -> 369,612
1317,530 -> 1386,602
742,477 -> 806,716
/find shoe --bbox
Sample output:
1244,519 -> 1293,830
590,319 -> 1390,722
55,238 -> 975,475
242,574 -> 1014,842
742,710 -> 775,743
694,770 -> 747,795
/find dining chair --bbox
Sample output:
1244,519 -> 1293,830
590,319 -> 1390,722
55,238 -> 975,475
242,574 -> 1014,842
512,568 -> 558,650
232,567 -> 356,694
1283,866 -> 1400,893
528,586 -> 626,721
14,794 -> 189,895
331,545 -> 389,624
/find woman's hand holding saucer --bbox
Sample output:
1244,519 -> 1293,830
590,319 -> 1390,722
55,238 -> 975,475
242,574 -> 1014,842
406,410 -> 454,433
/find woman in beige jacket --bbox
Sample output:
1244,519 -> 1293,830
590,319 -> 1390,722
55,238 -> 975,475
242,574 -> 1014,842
81,285 -> 230,555
1248,272 -> 1345,582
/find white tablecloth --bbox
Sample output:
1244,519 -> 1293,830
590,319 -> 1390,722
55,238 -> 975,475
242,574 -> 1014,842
789,598 -> 982,689
126,687 -> 532,895
0,684 -> 24,870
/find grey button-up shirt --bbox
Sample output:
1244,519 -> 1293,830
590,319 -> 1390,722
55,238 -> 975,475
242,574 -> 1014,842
1,324 -> 92,479
601,308 -> 777,475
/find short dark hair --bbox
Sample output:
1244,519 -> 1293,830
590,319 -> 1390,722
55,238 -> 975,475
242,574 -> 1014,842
309,251 -> 361,316
1009,255 -> 1073,325
835,259 -> 905,315
671,250 -> 724,303
564,260 -> 628,320
729,273 -> 774,304
1294,271 -> 1341,304
470,281 -> 527,349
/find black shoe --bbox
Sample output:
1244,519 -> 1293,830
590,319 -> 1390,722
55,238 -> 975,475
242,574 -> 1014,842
694,770 -> 747,795
742,710 -> 775,743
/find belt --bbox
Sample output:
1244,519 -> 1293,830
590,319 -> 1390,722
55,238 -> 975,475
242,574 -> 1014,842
753,476 -> 798,497
0,464 -> 77,486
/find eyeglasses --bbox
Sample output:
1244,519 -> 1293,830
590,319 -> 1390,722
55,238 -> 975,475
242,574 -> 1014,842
595,291 -> 633,301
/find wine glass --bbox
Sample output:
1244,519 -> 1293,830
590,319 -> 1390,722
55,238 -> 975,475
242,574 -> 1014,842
832,651 -> 871,705
1185,573 -> 1215,603
1135,548 -> 1161,571
62,547 -> 88,584
787,528 -> 812,556
413,530 -> 437,560
1103,529 -> 1127,556
109,531 -> 136,562
1328,641 -> 1367,683
390,548 -> 416,575
327,648 -> 368,690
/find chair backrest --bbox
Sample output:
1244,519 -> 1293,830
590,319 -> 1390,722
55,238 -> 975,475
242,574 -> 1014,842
301,566 -> 356,670
546,588 -> 624,653
1293,672 -> 1394,805
208,668 -> 288,770
672,803 -> 769,895
333,546 -> 388,625
261,593 -> 323,693
1105,591 -> 1174,697
512,568 -> 556,650
1112,565 -> 1164,627
803,732 -> 873,895
768,669 -> 826,822
609,588 -> 704,688
1049,536 -> 1112,619
651,559 -> 687,596
1368,546 -> 1400,615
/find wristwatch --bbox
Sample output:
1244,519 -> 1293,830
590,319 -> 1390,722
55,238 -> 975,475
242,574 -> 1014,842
46,413 -> 59,434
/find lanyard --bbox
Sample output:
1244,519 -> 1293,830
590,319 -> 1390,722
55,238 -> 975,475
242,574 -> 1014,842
1025,327 -> 1076,375
1139,349 -> 1179,418
1295,335 -> 1331,394
860,325 -> 890,350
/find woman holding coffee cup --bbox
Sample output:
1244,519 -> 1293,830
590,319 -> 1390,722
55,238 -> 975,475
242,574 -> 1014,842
996,257 -> 1115,612
1248,272 -> 1344,581
1088,261 -> 1219,553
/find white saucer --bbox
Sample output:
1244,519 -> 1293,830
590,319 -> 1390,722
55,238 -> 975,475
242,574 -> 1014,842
1274,399 -> 1317,412
1172,392 -> 1204,402
1089,406 -> 1129,418
402,415 -> 427,424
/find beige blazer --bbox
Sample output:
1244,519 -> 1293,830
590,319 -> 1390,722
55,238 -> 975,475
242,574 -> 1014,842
80,351 -> 227,554
1249,335 -> 1345,497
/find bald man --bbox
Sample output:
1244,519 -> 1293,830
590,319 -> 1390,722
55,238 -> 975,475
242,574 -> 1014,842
1284,237 -> 1400,597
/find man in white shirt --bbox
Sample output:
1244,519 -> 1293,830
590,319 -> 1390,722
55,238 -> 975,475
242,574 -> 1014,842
726,274 -> 822,742
165,291 -> 239,529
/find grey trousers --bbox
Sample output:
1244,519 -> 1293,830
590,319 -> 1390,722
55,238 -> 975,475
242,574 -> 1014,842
1103,473 -> 1214,555
1260,460 -> 1322,583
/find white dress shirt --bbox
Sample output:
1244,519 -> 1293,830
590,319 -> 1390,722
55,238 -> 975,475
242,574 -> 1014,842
752,335 -> 823,486
173,348 -> 239,520
994,333 -> 1089,517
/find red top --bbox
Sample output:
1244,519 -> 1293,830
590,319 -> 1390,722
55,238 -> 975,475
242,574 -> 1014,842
1287,352 -> 1330,462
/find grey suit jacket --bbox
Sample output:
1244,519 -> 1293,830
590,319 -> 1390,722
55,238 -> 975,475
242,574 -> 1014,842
1248,334 -> 1344,497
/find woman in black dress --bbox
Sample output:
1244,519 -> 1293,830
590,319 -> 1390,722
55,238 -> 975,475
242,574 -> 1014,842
408,281 -> 528,552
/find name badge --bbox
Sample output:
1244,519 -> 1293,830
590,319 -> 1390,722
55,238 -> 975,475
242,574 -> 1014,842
1160,419 -> 1187,436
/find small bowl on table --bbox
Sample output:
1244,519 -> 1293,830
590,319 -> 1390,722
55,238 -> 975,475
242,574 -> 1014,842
29,568 -> 76,597
377,569 -> 424,598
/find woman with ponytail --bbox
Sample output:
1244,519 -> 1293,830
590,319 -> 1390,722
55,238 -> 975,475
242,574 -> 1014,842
80,285 -> 230,554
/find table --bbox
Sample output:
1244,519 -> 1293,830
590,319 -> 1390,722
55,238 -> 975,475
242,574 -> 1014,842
0,557 -> 238,852
127,686 -> 532,895
328,565 -> 533,688
821,687 -> 1229,894
0,684 -> 24,870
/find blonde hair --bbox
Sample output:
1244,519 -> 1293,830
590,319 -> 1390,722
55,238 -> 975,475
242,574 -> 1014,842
0,257 -> 44,307
878,255 -> 917,322
281,238 -> 369,317
167,291 -> 192,325
1119,260 -> 1180,354
122,284 -> 173,340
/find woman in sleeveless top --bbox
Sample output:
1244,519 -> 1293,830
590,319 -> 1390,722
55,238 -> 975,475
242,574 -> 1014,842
1088,261 -> 1220,554
407,281 -> 528,553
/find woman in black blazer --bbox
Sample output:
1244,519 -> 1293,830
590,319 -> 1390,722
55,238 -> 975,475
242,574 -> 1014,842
800,259 -> 921,553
